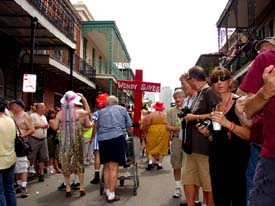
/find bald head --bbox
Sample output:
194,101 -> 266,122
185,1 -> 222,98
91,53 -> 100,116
106,95 -> 119,106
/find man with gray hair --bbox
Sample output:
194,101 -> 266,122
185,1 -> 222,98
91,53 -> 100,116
166,88 -> 186,199
97,95 -> 132,203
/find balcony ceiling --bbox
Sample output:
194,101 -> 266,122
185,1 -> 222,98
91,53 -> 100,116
0,1 -> 70,48
217,0 -> 273,28
82,21 -> 131,63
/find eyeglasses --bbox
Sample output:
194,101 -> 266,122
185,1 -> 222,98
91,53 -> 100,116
210,76 -> 230,84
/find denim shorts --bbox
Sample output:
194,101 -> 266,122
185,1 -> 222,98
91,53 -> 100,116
15,156 -> 28,173
248,157 -> 275,206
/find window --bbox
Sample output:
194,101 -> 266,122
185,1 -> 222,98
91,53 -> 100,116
92,48 -> 96,67
268,19 -> 274,37
53,50 -> 62,61
83,38 -> 87,61
54,93 -> 62,107
258,25 -> 265,39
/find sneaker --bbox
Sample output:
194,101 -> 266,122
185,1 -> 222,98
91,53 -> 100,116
57,183 -> 66,191
90,176 -> 100,184
172,188 -> 181,198
28,166 -> 36,174
21,187 -> 29,198
71,182 -> 80,190
38,174 -> 44,182
47,166 -> 55,174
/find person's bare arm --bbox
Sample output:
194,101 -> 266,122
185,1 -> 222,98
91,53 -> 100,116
50,111 -> 61,131
77,93 -> 91,114
244,65 -> 275,118
22,114 -> 35,138
211,111 -> 250,140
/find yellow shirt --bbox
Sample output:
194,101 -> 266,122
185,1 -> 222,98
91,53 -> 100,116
0,115 -> 16,169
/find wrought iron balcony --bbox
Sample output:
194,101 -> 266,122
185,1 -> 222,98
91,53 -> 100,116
26,0 -> 79,41
93,62 -> 127,80
74,55 -> 96,83
220,41 -> 256,74
111,64 -> 126,80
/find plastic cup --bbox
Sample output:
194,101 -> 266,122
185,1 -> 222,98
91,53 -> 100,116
212,121 -> 221,131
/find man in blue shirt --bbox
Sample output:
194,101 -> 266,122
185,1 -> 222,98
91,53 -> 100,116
97,95 -> 132,203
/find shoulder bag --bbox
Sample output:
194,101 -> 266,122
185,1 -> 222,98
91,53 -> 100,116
14,122 -> 32,157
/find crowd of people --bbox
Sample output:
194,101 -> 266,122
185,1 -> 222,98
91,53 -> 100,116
0,37 -> 275,206
138,37 -> 275,206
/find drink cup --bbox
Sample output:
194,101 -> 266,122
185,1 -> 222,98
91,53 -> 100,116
212,121 -> 221,131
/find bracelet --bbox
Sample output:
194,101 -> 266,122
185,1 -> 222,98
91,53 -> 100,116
228,122 -> 234,139
231,123 -> 236,132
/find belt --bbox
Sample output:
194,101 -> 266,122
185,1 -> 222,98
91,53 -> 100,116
172,135 -> 179,138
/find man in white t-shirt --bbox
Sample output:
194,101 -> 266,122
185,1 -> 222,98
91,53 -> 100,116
30,102 -> 49,182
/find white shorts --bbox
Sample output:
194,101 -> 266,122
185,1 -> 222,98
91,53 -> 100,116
15,156 -> 29,174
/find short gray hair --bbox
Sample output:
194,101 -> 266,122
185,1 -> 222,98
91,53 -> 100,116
106,95 -> 119,106
173,89 -> 185,98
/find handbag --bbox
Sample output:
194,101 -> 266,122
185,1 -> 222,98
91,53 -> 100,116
182,121 -> 192,154
14,122 -> 32,157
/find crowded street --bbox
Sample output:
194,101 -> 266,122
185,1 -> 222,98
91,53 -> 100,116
17,155 -> 190,206
1,0 -> 275,206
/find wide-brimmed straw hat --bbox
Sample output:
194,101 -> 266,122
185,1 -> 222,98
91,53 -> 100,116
60,91 -> 82,106
153,101 -> 165,111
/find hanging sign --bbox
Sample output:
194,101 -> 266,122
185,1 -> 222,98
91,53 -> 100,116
23,74 -> 37,93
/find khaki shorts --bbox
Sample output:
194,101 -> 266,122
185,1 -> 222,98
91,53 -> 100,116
182,153 -> 212,192
28,137 -> 49,162
15,156 -> 29,174
170,138 -> 184,169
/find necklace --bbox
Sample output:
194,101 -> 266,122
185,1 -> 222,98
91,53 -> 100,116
218,93 -> 232,114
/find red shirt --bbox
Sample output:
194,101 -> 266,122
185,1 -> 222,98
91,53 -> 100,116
240,50 -> 275,158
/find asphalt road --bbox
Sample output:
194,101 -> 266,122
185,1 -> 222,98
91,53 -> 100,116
17,155 -> 187,206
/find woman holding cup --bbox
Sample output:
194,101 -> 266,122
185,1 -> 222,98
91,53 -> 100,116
198,67 -> 250,206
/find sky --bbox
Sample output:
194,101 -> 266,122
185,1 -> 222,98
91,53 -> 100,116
72,0 -> 229,91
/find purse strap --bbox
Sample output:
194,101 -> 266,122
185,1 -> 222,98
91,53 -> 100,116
13,120 -> 22,136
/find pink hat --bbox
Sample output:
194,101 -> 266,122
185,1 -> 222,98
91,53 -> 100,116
60,91 -> 82,106
153,101 -> 165,111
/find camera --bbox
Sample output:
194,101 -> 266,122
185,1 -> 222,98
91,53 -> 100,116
199,119 -> 212,128
177,106 -> 191,118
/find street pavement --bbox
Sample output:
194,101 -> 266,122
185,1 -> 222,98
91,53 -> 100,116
17,155 -> 187,206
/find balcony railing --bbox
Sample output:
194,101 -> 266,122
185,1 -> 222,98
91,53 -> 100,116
27,0 -> 76,41
74,55 -> 96,83
93,62 -> 127,80
221,42 -> 255,74
111,64 -> 126,80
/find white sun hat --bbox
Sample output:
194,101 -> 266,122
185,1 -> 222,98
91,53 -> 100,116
60,91 -> 82,106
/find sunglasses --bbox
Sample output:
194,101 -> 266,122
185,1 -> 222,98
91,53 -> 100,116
210,76 -> 230,84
